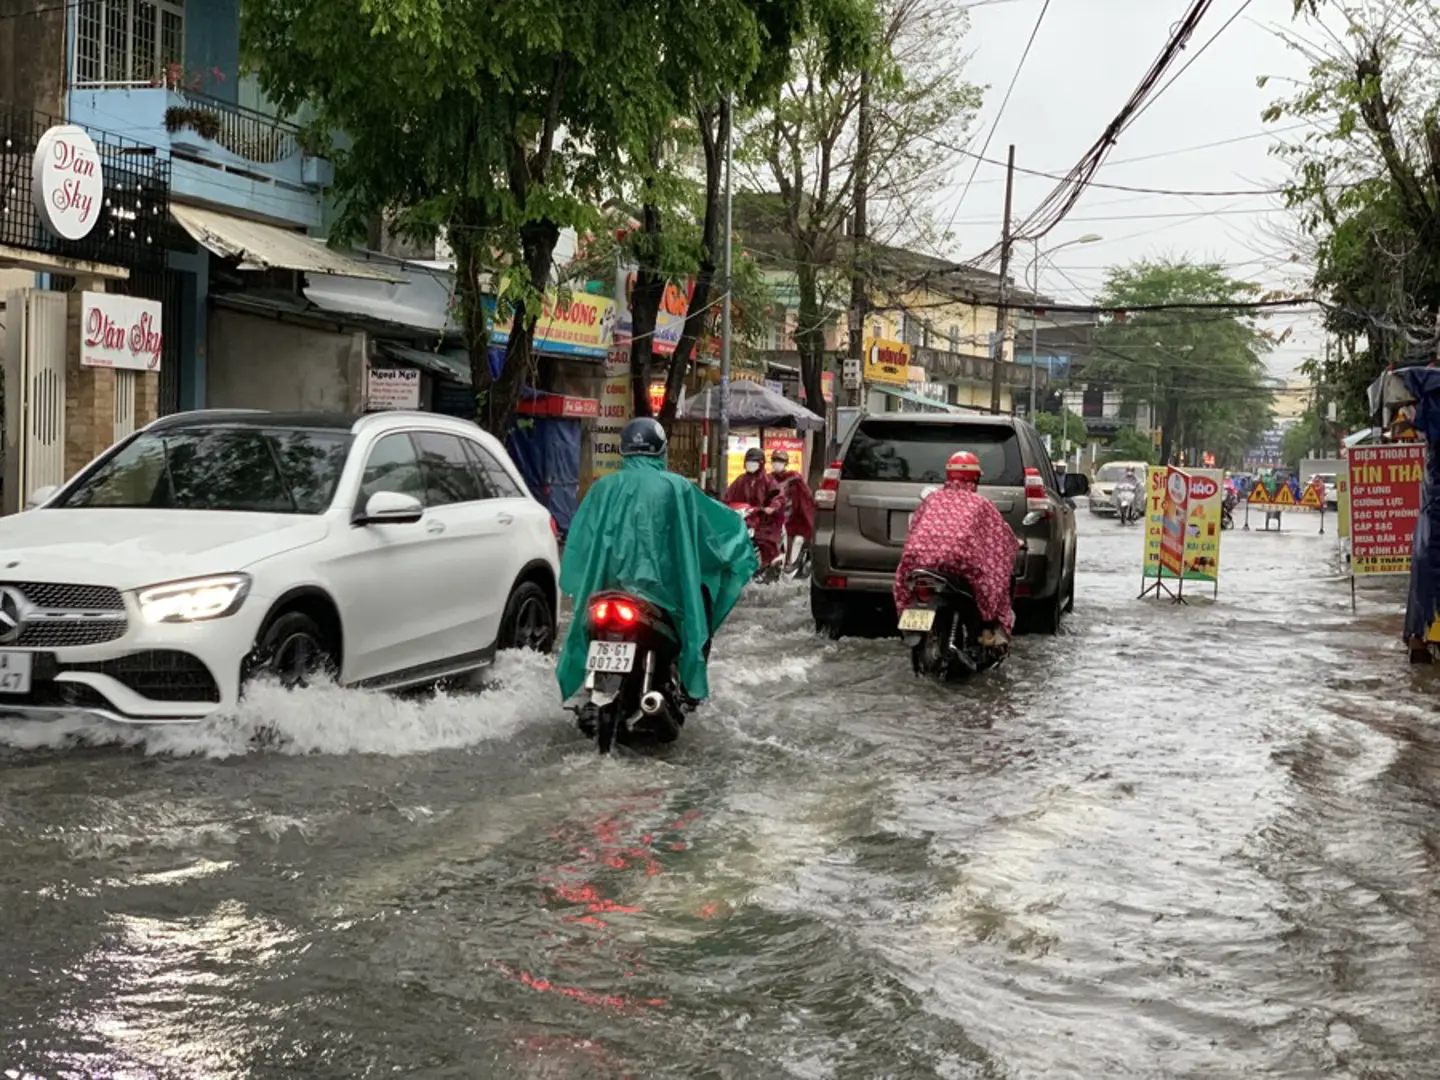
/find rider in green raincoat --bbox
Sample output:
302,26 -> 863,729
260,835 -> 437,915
556,418 -> 757,702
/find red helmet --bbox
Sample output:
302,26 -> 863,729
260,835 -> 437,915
946,450 -> 982,485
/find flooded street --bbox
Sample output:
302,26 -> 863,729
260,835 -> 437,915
2,510 -> 1436,1079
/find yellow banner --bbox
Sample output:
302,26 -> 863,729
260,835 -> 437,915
1337,456 -> 1350,540
864,338 -> 911,386
591,350 -> 630,481
1144,466 -> 1223,583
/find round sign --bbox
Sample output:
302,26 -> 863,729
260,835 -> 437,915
1167,470 -> 1187,504
31,124 -> 105,242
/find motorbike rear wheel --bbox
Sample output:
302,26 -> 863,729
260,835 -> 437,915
596,706 -> 621,754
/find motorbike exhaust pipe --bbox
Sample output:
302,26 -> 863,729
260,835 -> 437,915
640,691 -> 666,716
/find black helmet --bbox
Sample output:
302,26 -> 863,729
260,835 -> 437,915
744,447 -> 765,465
620,417 -> 667,457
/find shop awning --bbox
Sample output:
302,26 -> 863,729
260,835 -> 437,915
376,341 -> 471,384
170,204 -> 402,282
871,384 -> 966,413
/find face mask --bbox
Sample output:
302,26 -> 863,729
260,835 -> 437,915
771,462 -> 786,475
745,461 -> 760,474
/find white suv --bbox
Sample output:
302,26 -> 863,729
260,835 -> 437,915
0,409 -> 560,724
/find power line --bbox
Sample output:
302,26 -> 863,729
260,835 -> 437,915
1121,0 -> 1258,135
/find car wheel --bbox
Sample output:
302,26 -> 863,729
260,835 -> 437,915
810,585 -> 850,639
249,611 -> 336,689
1062,562 -> 1076,614
498,581 -> 556,653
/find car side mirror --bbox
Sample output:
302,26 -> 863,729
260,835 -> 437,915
1062,473 -> 1090,498
25,484 -> 59,510
355,491 -> 424,526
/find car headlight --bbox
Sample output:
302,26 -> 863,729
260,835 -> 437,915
136,574 -> 251,623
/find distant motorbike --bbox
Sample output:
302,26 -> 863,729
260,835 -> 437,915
897,566 -> 1012,681
1114,481 -> 1141,525
564,592 -> 693,754
727,502 -> 786,582
1221,491 -> 1237,530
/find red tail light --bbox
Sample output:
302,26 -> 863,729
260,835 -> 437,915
550,516 -> 560,539
815,460 -> 843,509
589,598 -> 639,628
1024,467 -> 1049,516
914,581 -> 935,602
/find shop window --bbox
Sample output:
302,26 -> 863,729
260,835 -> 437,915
75,0 -> 186,89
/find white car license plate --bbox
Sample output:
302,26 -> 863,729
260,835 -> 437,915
898,608 -> 935,632
0,651 -> 33,694
586,641 -> 637,673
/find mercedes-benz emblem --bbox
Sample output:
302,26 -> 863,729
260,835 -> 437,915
0,587 -> 30,645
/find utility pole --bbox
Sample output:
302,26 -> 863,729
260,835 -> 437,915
847,71 -> 871,412
718,93 -> 734,490
989,145 -> 1016,415
1028,237 -> 1039,417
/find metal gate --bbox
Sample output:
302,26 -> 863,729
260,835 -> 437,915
3,289 -> 68,503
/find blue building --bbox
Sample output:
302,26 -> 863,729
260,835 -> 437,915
60,0 -> 386,414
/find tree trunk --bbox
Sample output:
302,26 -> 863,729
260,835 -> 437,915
628,204 -> 665,417
451,213 -> 494,430
796,257 -> 828,486
485,217 -> 560,439
659,102 -> 729,427
1160,396 -> 1180,467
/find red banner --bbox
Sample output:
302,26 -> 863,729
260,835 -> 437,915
1159,465 -> 1190,578
1349,443 -> 1425,576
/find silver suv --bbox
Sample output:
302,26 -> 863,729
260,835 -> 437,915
809,413 -> 1089,637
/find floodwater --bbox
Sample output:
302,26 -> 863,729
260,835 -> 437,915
1,509 -> 1435,1079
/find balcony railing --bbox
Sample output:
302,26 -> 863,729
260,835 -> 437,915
166,91 -> 301,164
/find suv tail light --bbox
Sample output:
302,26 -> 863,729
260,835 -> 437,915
1024,467 -> 1050,517
815,461 -> 843,510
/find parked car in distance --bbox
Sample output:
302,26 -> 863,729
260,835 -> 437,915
1089,460 -> 1150,515
809,412 -> 1089,638
0,409 -> 560,725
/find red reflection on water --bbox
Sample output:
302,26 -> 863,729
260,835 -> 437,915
496,961 -> 666,1011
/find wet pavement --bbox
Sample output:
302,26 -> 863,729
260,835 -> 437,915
1,509 -> 1436,1079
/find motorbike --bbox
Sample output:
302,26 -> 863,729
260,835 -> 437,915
1114,481 -> 1141,525
897,550 -> 1022,681
1221,491 -> 1237,530
564,592 -> 694,754
727,501 -> 787,582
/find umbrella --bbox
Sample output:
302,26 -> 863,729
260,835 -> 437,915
677,380 -> 825,431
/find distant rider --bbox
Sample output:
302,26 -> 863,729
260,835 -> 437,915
893,450 -> 1020,647
769,449 -> 815,566
555,418 -> 756,705
724,446 -> 784,567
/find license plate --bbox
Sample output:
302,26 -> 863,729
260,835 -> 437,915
586,641 -> 637,673
898,608 -> 935,632
0,651 -> 33,694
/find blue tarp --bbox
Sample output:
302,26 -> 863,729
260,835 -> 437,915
508,416 -> 581,533
1402,367 -> 1440,642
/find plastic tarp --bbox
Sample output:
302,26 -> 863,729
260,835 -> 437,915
507,416 -> 580,532
555,455 -> 757,701
1403,367 -> 1440,641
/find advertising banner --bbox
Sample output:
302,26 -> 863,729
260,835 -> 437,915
1145,467 -> 1223,582
366,367 -> 420,410
1337,448 -> 1351,540
591,350 -> 631,481
614,266 -> 691,356
1159,466 -> 1190,578
487,292 -> 617,357
1349,443 -> 1425,576
864,338 -> 911,386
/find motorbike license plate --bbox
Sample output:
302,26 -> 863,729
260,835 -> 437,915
898,608 -> 935,632
586,641 -> 637,673
0,651 -> 33,694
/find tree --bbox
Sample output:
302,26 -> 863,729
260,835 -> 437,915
1105,428 -> 1157,465
1264,0 -> 1440,419
1082,260 -> 1275,466
1032,407 -> 1086,458
243,1 -> 692,437
741,0 -> 981,455
1281,410 -> 1322,469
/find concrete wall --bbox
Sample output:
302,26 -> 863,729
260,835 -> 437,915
0,0 -> 67,117
206,306 -> 366,412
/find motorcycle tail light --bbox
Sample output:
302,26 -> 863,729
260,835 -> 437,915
590,598 -> 640,627
614,601 -> 638,624
590,600 -> 610,625
914,582 -> 935,602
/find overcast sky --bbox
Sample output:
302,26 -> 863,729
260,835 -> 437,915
942,0 -> 1319,381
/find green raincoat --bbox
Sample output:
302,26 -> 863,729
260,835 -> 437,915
557,455 -> 757,701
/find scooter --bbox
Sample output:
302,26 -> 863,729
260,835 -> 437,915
727,502 -> 786,582
1114,482 -> 1141,525
1221,491 -> 1237,530
897,567 -> 1012,681
563,592 -> 693,754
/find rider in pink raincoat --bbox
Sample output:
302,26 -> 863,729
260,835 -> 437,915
893,450 -> 1020,644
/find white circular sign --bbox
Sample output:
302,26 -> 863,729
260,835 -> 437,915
1167,470 -> 1188,504
31,124 -> 105,242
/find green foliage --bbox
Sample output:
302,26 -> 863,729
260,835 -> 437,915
1032,408 -> 1086,457
1105,428 -> 1157,465
1083,260 -> 1274,466
1281,411 -> 1322,469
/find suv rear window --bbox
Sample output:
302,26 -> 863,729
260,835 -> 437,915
841,420 -> 1024,485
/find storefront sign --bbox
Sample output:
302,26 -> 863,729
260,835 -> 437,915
80,292 -> 162,371
487,292 -> 617,357
33,125 -> 104,241
864,338 -> 911,386
1349,443 -> 1425,576
592,350 -> 631,480
517,393 -> 599,419
1145,467 -> 1223,583
367,367 -> 420,410
614,267 -> 691,355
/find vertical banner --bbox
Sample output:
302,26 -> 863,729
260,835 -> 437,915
1337,448 -> 1351,541
1349,443 -> 1425,576
592,349 -> 631,480
1144,467 -> 1223,583
1159,466 -> 1191,579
